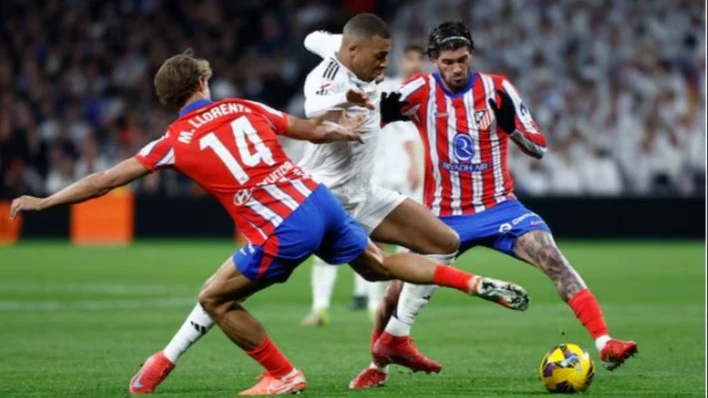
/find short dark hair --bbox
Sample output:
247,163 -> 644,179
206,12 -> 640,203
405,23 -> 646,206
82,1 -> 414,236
427,21 -> 474,58
343,13 -> 390,40
403,44 -> 425,56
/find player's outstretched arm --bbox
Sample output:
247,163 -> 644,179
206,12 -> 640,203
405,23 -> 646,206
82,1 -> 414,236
285,112 -> 366,144
9,158 -> 149,219
489,85 -> 547,159
304,31 -> 342,59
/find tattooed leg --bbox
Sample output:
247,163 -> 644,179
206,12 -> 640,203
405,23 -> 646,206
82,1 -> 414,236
511,230 -> 638,365
512,230 -> 585,302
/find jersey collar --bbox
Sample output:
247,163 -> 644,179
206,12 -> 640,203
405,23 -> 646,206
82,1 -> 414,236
433,70 -> 477,98
179,98 -> 213,117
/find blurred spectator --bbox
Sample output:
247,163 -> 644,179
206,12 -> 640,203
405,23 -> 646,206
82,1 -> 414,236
0,0 -> 704,198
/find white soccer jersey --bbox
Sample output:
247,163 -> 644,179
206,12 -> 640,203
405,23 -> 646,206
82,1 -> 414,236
298,32 -> 381,205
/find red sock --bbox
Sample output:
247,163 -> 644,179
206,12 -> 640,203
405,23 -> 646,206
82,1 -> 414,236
245,336 -> 294,378
433,265 -> 474,293
370,329 -> 381,350
568,289 -> 609,340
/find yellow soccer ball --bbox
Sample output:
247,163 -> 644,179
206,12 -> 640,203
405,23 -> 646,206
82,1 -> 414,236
540,343 -> 595,394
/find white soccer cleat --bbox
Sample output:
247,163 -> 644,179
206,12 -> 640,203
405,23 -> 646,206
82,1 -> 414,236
469,276 -> 530,311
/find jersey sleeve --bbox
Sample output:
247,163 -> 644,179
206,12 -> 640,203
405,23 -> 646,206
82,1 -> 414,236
397,74 -> 428,124
134,134 -> 175,172
303,66 -> 349,118
304,31 -> 342,59
244,100 -> 289,135
500,79 -> 547,151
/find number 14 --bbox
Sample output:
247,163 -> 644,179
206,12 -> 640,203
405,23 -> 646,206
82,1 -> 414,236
199,116 -> 275,184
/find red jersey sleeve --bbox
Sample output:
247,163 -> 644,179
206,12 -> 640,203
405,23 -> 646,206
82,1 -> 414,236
398,74 -> 428,124
244,100 -> 289,135
498,78 -> 546,144
134,134 -> 175,172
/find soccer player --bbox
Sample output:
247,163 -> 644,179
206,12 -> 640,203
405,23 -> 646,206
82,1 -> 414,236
348,21 -> 639,388
10,49 -> 529,396
300,39 -> 427,325
122,14 -> 531,394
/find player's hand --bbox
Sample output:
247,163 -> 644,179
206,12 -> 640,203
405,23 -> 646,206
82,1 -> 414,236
346,89 -> 375,110
337,113 -> 367,143
10,195 -> 44,219
488,90 -> 516,134
380,92 -> 410,124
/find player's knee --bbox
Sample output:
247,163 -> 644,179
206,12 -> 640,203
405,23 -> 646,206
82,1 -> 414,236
198,287 -> 225,320
442,228 -> 460,253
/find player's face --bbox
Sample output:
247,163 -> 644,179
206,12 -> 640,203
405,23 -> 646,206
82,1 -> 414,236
350,35 -> 391,82
399,50 -> 425,79
433,47 -> 473,92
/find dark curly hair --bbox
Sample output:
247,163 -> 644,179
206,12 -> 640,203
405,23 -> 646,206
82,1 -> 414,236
427,21 -> 475,58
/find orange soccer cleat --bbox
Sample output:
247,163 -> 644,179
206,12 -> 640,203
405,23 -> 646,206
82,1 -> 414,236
600,338 -> 638,371
239,369 -> 307,396
372,332 -> 442,373
129,352 -> 175,394
349,367 -> 388,389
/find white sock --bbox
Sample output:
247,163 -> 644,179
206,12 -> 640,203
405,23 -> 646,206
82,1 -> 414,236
595,334 -> 611,352
353,272 -> 368,297
163,303 -> 214,363
369,361 -> 389,373
367,281 -> 387,313
383,252 -> 456,337
312,256 -> 337,312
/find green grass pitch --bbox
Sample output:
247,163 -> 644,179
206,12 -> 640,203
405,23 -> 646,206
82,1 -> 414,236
0,241 -> 704,397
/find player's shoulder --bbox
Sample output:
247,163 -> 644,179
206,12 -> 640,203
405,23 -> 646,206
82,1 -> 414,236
308,57 -> 345,82
399,72 -> 431,100
479,72 -> 511,87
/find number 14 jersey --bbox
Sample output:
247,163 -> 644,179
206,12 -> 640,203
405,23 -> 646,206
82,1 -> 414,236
134,99 -> 320,245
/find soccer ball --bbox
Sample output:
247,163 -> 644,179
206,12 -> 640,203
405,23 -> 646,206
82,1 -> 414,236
539,343 -> 595,394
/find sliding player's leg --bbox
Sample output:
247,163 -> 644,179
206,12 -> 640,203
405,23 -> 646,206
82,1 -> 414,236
301,256 -> 337,326
511,230 -> 637,370
198,257 -> 306,396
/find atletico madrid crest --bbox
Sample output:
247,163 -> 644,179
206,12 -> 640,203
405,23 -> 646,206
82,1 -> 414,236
474,109 -> 493,130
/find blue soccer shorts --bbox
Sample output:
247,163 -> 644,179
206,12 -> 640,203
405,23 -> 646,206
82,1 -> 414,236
439,199 -> 552,258
233,184 -> 368,283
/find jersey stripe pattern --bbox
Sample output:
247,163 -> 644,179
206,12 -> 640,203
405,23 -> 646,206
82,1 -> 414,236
400,72 -> 546,216
135,99 -> 319,245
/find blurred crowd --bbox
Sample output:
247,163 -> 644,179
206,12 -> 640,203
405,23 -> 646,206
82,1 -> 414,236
0,0 -> 704,198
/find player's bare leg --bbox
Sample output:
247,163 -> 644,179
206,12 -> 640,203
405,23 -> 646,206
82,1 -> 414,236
513,230 -> 637,370
349,232 -> 529,387
197,258 -> 306,395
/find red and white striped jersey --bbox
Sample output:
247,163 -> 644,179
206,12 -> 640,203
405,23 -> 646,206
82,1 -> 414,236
398,72 -> 547,216
134,98 -> 319,244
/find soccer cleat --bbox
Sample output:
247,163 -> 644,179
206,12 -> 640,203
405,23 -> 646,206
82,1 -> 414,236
600,339 -> 638,371
470,275 -> 530,311
300,309 -> 329,327
349,368 -> 388,389
129,351 -> 175,394
239,369 -> 306,395
372,332 -> 442,373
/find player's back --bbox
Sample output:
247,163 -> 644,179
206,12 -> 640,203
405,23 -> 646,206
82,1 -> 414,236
298,56 -> 381,205
136,99 -> 319,244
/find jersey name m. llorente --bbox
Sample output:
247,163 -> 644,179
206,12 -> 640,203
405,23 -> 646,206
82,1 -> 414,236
298,52 -> 381,205
399,72 -> 547,216
134,98 -> 319,245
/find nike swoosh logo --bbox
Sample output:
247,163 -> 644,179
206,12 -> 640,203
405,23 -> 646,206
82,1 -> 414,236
132,369 -> 146,389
